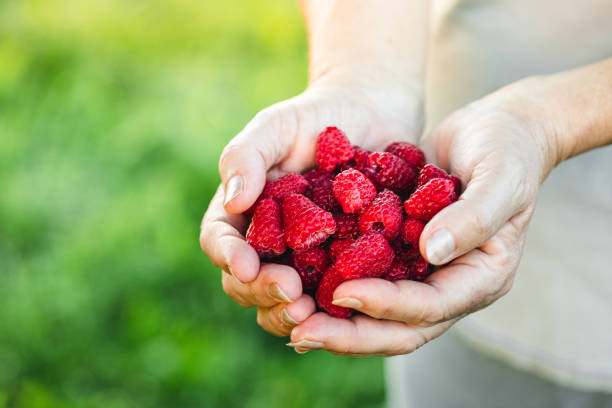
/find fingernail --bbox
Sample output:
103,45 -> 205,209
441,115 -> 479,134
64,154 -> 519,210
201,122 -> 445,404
267,283 -> 293,303
224,175 -> 243,206
426,229 -> 455,264
281,308 -> 299,326
294,348 -> 309,354
227,266 -> 244,284
286,339 -> 324,349
331,297 -> 363,309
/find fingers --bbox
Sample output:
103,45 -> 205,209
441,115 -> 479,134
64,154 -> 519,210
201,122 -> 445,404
419,167 -> 524,266
332,226 -> 519,325
200,186 -> 260,282
219,108 -> 296,214
221,263 -> 303,308
288,313 -> 455,356
256,295 -> 316,337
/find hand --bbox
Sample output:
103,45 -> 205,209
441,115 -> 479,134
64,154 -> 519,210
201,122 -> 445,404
288,78 -> 561,355
200,77 -> 423,337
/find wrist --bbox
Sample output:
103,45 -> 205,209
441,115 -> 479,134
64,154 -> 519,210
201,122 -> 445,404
307,68 -> 425,135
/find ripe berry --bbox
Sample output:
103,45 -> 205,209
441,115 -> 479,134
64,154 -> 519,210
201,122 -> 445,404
385,142 -> 426,171
333,213 -> 360,239
418,164 -> 462,195
329,237 -> 356,261
368,152 -> 416,193
315,267 -> 353,318
283,193 -> 336,251
404,178 -> 457,221
401,217 -> 426,248
359,189 -> 403,241
245,198 -> 286,257
332,169 -> 377,213
290,246 -> 329,290
385,257 -> 411,281
335,233 -> 395,279
316,127 -> 355,172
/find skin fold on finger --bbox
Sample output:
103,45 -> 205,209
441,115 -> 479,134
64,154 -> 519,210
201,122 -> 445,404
221,263 -> 304,309
289,313 -> 456,356
331,220 -> 524,326
200,186 -> 260,282
256,295 -> 316,337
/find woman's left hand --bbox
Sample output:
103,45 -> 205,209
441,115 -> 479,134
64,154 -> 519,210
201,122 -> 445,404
288,77 -> 563,355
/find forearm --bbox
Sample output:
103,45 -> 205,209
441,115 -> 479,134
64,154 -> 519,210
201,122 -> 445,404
534,58 -> 612,165
298,0 -> 429,95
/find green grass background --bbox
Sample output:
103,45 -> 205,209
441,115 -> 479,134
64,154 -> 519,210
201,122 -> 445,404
0,1 -> 385,407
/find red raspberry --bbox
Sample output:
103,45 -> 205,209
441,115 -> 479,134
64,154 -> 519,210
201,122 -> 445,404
404,178 -> 457,221
290,246 -> 329,290
391,238 -> 422,262
316,127 -> 355,172
385,142 -> 426,171
400,217 -> 426,248
329,238 -> 356,261
409,256 -> 430,281
417,164 -> 462,195
262,174 -> 309,202
333,213 -> 359,239
332,169 -> 377,213
303,168 -> 334,184
283,193 -> 336,251
359,189 -> 402,241
448,174 -> 462,196
368,152 -> 416,193
385,257 -> 411,281
335,233 -> 395,279
352,146 -> 372,170
245,198 -> 286,257
417,164 -> 448,186
315,266 -> 353,318
305,172 -> 339,213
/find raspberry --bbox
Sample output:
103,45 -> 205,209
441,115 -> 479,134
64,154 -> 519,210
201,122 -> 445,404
303,168 -> 334,185
391,238 -> 422,262
290,246 -> 329,290
385,142 -> 426,171
404,178 -> 457,221
245,198 -> 286,257
409,256 -> 430,281
401,217 -> 426,248
448,174 -> 462,196
368,152 -> 416,193
359,189 -> 402,241
316,127 -> 355,172
315,266 -> 353,318
332,169 -> 377,213
418,164 -> 462,195
262,174 -> 309,202
329,238 -> 356,261
335,233 -> 395,279
333,213 -> 359,239
283,193 -> 336,251
305,172 -> 339,213
385,257 -> 411,281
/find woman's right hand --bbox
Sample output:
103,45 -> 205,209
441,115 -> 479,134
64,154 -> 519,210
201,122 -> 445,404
199,77 -> 424,337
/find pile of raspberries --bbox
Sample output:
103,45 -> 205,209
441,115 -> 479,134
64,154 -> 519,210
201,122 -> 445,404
244,127 -> 460,318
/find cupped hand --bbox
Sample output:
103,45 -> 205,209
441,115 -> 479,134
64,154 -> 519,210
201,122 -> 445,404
289,78 -> 561,355
200,77 -> 423,337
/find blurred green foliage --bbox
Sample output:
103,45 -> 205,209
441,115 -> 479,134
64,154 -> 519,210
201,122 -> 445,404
0,1 -> 385,407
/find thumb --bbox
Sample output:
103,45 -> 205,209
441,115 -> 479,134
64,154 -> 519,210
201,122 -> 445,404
419,169 -> 523,265
219,110 -> 293,214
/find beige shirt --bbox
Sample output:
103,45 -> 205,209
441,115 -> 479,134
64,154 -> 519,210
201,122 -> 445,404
423,0 -> 612,391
